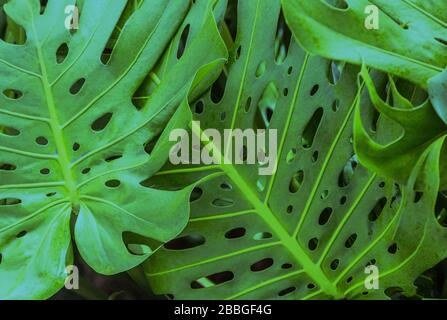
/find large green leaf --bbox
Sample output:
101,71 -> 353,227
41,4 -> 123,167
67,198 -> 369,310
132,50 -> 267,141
282,0 -> 447,88
0,0 -> 226,299
354,66 -> 447,186
143,0 -> 447,299
282,0 -> 447,187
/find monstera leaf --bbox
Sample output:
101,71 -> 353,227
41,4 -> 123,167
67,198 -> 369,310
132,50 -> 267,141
281,0 -> 447,88
0,0 -> 226,299
282,0 -> 447,188
354,66 -> 447,186
142,0 -> 447,300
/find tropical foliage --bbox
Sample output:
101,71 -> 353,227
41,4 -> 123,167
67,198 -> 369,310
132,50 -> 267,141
0,0 -> 446,300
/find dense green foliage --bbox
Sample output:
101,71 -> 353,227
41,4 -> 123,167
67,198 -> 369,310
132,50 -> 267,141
1,0 -> 447,300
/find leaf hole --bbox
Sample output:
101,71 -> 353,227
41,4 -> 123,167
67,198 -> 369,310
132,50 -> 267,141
256,61 -> 266,78
105,179 -> 121,188
289,170 -> 304,193
0,163 -> 17,171
164,234 -> 205,250
250,258 -> 274,272
286,148 -> 297,164
244,97 -> 252,112
318,207 -> 333,225
310,84 -> 319,96
40,168 -> 50,175
16,230 -> 27,238
210,71 -> 227,104
73,143 -> 80,151
194,100 -> 204,114
1,126 -> 20,136
3,89 -> 23,100
56,43 -> 69,64
368,197 -> 387,222
253,232 -> 272,240
324,0 -> 349,10
36,136 -> 49,146
388,243 -> 398,254
176,24 -> 190,59
220,182 -> 232,190
308,237 -> 318,251
332,99 -> 340,112
69,78 -> 86,95
0,198 -> 22,206
212,198 -> 234,207
344,233 -> 358,248
225,227 -> 246,239
190,271 -> 234,289
91,112 -> 113,132
414,191 -> 423,203
301,107 -> 323,149
330,259 -> 340,270
274,10 -> 292,64
278,286 -> 296,297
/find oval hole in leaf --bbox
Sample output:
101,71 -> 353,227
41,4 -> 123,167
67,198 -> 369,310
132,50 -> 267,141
1,127 -> 20,136
0,198 -> 21,206
190,271 -> 234,289
177,24 -> 190,59
318,207 -> 333,225
190,188 -> 203,202
256,61 -> 266,78
388,243 -> 398,254
212,198 -> 234,207
274,11 -> 292,64
330,258 -> 340,270
310,84 -> 319,96
338,155 -> 358,187
435,37 -> 447,47
40,168 -> 50,175
56,43 -> 69,64
73,143 -> 80,151
308,237 -> 318,251
105,154 -> 122,162
194,100 -> 204,114
225,227 -> 246,239
220,182 -> 232,190
36,136 -> 48,145
344,233 -> 357,248
105,179 -> 121,188
70,78 -> 86,95
164,234 -> 205,250
368,197 -> 387,222
253,232 -> 272,240
210,71 -> 227,104
301,108 -> 323,149
91,112 -> 113,131
0,163 -> 17,171
127,243 -> 152,256
324,0 -> 349,10
289,170 -> 304,193
16,230 -> 27,238
278,286 -> 296,297
3,89 -> 23,99
250,258 -> 274,272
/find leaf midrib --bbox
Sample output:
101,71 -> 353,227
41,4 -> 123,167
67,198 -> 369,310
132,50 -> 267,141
191,121 -> 343,299
30,12 -> 77,204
